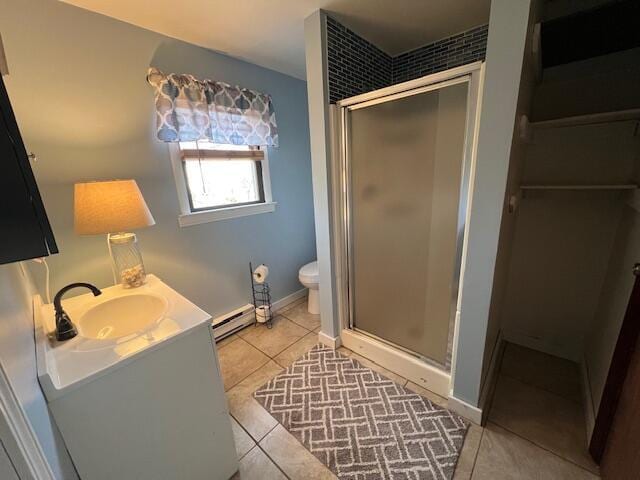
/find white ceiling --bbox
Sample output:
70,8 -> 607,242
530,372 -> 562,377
60,0 -> 491,80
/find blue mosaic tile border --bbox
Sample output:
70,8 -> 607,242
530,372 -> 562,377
327,16 -> 392,104
326,18 -> 488,103
393,24 -> 488,84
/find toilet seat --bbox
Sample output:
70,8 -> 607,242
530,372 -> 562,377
298,261 -> 319,285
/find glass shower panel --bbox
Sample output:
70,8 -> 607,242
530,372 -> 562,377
348,82 -> 468,365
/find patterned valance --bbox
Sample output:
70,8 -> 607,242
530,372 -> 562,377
146,68 -> 278,147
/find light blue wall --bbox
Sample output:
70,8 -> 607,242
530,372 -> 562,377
1,0 -> 316,318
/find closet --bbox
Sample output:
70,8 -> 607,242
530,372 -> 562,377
494,0 -> 640,470
502,109 -> 639,361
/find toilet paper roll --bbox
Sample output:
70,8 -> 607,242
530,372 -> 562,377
252,264 -> 269,284
256,305 -> 271,323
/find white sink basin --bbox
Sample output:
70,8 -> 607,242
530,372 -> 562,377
78,293 -> 168,340
36,275 -> 213,399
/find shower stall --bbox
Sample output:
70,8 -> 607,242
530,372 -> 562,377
333,63 -> 484,396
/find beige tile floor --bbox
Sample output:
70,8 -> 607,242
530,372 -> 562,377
218,305 -> 600,479
480,343 -> 600,479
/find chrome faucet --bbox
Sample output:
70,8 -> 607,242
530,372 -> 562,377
53,283 -> 102,341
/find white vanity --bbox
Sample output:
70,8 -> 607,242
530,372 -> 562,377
35,275 -> 237,480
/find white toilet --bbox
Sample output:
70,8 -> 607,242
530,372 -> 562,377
298,261 -> 320,314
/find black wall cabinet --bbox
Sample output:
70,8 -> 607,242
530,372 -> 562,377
0,75 -> 57,264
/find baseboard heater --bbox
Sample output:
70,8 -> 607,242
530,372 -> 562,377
212,303 -> 255,341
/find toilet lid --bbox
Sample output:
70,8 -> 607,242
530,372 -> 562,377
299,261 -> 319,283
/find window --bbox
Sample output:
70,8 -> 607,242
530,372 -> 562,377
170,141 -> 275,227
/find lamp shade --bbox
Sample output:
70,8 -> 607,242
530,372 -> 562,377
74,180 -> 155,235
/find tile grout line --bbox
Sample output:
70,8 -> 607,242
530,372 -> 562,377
255,422 -> 279,445
223,349 -> 272,392
233,418 -> 256,462
229,409 -> 279,446
241,443 -> 293,480
252,421 -> 298,480
272,332 -> 321,369
240,327 -> 308,361
256,442 -> 293,480
216,334 -> 240,351
487,421 -> 599,476
497,371 -> 584,406
237,315 -> 318,361
279,311 -> 320,332
234,331 -> 277,359
467,427 -> 485,478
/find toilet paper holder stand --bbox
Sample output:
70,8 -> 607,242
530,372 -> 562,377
249,262 -> 273,329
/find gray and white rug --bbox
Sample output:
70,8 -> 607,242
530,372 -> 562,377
254,344 -> 468,480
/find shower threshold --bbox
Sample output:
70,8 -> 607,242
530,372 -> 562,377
340,328 -> 451,398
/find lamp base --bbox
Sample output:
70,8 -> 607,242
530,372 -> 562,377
108,232 -> 147,288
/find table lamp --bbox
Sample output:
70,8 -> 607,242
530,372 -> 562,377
74,180 -> 155,288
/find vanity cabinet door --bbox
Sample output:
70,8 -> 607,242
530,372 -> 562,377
0,76 -> 57,264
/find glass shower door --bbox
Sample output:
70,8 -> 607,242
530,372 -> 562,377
346,81 -> 469,366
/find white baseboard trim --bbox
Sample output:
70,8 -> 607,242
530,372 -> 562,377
447,395 -> 483,425
212,304 -> 254,340
447,332 -> 503,426
272,288 -> 308,312
502,329 -> 581,362
477,331 -> 505,424
580,356 -> 596,440
318,331 -> 341,349
340,329 -> 451,398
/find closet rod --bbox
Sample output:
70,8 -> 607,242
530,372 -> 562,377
520,184 -> 638,191
531,108 -> 640,129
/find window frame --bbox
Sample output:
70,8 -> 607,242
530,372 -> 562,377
169,142 -> 276,227
183,154 -> 266,213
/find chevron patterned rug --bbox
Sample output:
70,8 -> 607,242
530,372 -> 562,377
254,344 -> 468,479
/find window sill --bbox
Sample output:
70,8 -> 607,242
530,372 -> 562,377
178,202 -> 277,227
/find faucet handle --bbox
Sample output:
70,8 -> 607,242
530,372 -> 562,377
55,310 -> 78,341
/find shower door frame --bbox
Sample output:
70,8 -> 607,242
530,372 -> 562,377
334,62 -> 484,397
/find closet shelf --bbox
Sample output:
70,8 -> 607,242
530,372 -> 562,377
530,108 -> 640,129
520,184 -> 638,191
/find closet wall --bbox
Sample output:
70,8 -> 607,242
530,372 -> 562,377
533,48 -> 640,121
500,121 -> 636,360
481,0 -> 541,386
